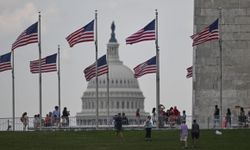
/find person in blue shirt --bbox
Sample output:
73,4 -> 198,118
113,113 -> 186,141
52,106 -> 60,126
144,116 -> 153,141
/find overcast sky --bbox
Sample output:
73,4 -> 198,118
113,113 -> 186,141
0,0 -> 194,118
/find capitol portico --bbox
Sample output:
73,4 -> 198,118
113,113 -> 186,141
76,22 -> 149,125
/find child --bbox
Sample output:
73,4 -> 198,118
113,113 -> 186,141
144,116 -> 153,141
191,119 -> 200,148
180,120 -> 188,149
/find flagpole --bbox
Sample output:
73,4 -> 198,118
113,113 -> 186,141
95,10 -> 99,129
155,9 -> 160,128
38,11 -> 42,129
218,8 -> 223,128
58,45 -> 61,120
192,1 -> 196,125
107,55 -> 110,127
11,51 -> 15,131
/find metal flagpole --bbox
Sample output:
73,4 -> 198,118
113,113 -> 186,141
107,55 -> 110,127
11,50 -> 15,131
192,0 -> 197,124
38,12 -> 42,129
218,8 -> 223,128
95,10 -> 99,129
58,45 -> 61,119
155,9 -> 160,128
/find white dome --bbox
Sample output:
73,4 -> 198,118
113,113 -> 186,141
87,62 -> 139,89
76,22 -> 149,126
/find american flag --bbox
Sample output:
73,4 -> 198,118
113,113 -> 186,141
30,53 -> 57,74
0,52 -> 12,72
12,22 -> 38,51
134,56 -> 157,78
126,19 -> 155,45
84,55 -> 108,81
186,66 -> 192,78
66,20 -> 94,47
191,19 -> 219,46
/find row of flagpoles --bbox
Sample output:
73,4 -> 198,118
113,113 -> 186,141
0,10 -> 159,130
0,9 -> 221,130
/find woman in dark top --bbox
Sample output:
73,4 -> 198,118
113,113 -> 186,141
62,107 -> 70,126
225,108 -> 231,128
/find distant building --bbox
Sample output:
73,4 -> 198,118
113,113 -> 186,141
193,0 -> 250,128
76,22 -> 149,125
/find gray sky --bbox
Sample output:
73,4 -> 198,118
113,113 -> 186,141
0,0 -> 193,118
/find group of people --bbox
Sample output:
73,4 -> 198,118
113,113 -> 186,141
179,119 -> 200,149
213,105 -> 250,129
43,106 -> 70,128
113,110 -> 200,149
144,116 -> 200,148
149,105 -> 200,148
145,113 -> 200,148
20,106 -> 70,130
157,105 -> 187,128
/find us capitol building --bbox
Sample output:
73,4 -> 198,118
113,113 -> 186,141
76,22 -> 149,125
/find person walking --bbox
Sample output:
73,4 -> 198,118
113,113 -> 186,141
191,119 -> 200,148
180,120 -> 188,149
114,113 -> 124,139
144,116 -> 153,141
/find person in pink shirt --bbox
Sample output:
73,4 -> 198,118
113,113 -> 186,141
180,120 -> 188,149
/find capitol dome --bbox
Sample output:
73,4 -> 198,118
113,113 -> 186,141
87,63 -> 139,89
76,22 -> 149,126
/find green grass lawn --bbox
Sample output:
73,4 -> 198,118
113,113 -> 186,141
0,129 -> 249,150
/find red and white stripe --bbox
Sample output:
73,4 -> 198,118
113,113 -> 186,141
126,29 -> 155,44
0,62 -> 12,72
186,66 -> 193,78
84,64 -> 108,81
66,28 -> 94,47
12,32 -> 38,50
30,59 -> 57,74
134,63 -> 157,78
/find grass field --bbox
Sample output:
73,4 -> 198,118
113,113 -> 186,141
0,129 -> 249,150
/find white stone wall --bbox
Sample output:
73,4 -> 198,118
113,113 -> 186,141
194,0 -> 250,128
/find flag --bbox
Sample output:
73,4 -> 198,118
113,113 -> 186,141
0,52 -> 12,72
126,19 -> 155,44
66,20 -> 94,47
186,66 -> 192,78
30,53 -> 57,73
134,56 -> 157,78
191,19 -> 219,46
12,22 -> 38,51
84,55 -> 108,81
